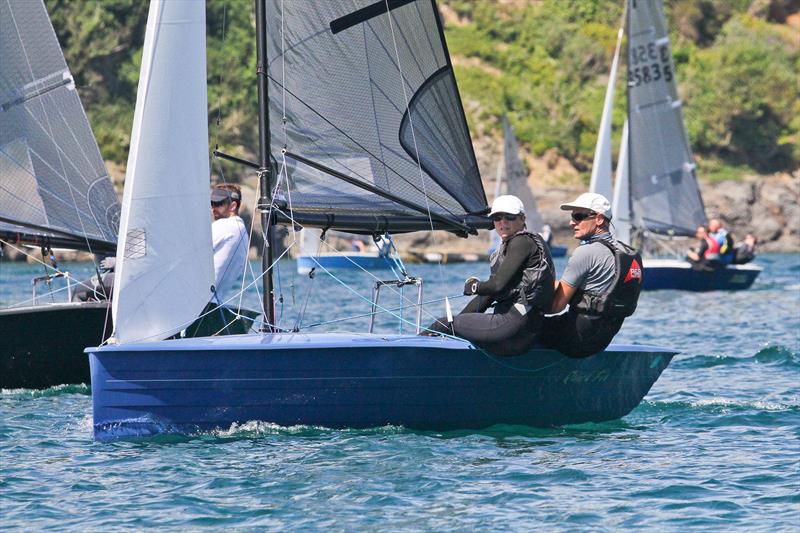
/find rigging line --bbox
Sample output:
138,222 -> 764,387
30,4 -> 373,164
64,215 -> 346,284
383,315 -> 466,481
8,9 -> 104,273
382,0 -> 449,298
0,238 -> 111,299
302,293 -> 464,329
270,201 -> 444,330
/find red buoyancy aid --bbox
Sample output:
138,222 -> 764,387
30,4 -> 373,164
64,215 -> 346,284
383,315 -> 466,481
703,234 -> 721,259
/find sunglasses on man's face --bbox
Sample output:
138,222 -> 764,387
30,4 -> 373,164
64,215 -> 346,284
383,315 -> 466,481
211,199 -> 230,208
570,211 -> 597,222
491,214 -> 520,222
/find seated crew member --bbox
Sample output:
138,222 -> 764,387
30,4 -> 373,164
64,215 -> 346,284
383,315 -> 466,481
210,184 -> 249,303
540,193 -> 643,358
71,256 -> 115,302
687,224 -> 722,271
733,233 -> 758,265
708,218 -> 735,265
423,195 -> 555,356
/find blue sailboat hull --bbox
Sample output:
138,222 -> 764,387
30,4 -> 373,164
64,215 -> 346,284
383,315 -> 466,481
642,259 -> 761,291
88,334 -> 676,440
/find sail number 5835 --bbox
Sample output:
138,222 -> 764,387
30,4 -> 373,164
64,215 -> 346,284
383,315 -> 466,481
628,41 -> 673,86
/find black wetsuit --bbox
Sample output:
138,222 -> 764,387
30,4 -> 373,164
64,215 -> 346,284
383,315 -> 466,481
428,232 -> 552,356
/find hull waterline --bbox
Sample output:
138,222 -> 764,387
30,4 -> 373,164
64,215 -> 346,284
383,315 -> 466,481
88,333 -> 676,440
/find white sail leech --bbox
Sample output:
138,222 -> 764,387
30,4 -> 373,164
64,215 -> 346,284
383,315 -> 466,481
111,0 -> 213,344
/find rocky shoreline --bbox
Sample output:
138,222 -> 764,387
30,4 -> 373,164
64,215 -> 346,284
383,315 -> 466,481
2,168 -> 797,264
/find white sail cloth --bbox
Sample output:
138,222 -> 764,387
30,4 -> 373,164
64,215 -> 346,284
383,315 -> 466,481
112,0 -> 213,343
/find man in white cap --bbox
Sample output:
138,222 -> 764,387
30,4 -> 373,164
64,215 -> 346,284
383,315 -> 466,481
422,195 -> 555,356
540,192 -> 643,357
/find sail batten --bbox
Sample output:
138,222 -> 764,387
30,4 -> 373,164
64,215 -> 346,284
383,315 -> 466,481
0,0 -> 119,248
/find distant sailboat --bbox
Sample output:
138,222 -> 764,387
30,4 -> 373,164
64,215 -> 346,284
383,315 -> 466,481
0,0 -> 120,388
296,227 -> 392,274
88,0 -> 676,440
491,116 -> 565,257
590,0 -> 761,291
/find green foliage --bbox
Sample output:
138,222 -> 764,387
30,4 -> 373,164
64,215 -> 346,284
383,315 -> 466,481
44,0 -> 798,180
682,14 -> 798,172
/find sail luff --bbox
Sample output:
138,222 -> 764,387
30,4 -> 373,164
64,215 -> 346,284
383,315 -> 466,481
111,0 -> 213,344
589,23 -> 624,202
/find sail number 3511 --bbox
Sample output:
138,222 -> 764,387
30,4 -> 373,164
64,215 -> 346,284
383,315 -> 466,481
628,41 -> 673,87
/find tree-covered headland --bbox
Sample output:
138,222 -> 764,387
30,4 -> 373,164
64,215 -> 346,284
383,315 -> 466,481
46,0 -> 799,184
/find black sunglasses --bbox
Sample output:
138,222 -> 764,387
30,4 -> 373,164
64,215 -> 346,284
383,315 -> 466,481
211,199 -> 230,208
571,211 -> 597,222
490,213 -> 520,222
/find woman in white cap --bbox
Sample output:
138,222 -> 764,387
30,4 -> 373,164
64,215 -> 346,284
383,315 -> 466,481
423,195 -> 555,356
539,192 -> 643,357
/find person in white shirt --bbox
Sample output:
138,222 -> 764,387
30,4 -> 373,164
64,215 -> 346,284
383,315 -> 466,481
210,184 -> 248,303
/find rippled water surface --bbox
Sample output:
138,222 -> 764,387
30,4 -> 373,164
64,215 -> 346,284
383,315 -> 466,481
2,253 -> 798,530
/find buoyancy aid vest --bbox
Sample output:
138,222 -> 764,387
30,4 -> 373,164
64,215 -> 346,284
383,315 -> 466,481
489,231 -> 556,314
703,234 -> 721,260
570,239 -> 643,318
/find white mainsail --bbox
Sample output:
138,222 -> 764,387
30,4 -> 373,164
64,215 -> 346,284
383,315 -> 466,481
589,24 -> 624,203
111,0 -> 213,344
612,120 -> 631,244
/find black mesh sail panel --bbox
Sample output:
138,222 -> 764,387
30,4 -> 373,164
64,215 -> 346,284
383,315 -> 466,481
627,0 -> 706,237
502,116 -> 545,232
0,0 -> 119,250
265,0 -> 488,234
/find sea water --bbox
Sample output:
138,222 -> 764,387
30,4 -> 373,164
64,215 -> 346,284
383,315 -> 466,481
1,253 -> 798,530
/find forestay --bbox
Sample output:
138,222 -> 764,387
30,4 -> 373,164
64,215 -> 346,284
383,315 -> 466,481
0,0 -> 119,251
627,0 -> 705,237
264,0 -> 488,234
111,0 -> 213,344
501,115 -> 545,233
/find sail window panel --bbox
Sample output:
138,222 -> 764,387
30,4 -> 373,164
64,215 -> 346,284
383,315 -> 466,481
266,0 -> 486,224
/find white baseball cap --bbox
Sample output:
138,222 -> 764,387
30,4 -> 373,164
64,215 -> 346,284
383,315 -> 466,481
489,195 -> 525,216
560,192 -> 612,218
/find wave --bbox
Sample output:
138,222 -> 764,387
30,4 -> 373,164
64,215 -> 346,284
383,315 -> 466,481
676,345 -> 799,369
636,397 -> 799,416
0,383 -> 90,398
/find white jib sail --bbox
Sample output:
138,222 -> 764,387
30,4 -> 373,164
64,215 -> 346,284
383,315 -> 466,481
589,24 -> 624,202
111,0 -> 213,344
612,120 -> 631,244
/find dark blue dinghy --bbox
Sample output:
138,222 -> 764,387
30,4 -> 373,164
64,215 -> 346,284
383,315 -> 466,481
89,0 -> 677,441
642,259 -> 762,291
88,334 -> 676,440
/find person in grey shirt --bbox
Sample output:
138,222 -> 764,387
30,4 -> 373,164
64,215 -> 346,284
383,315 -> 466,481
541,192 -> 628,357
